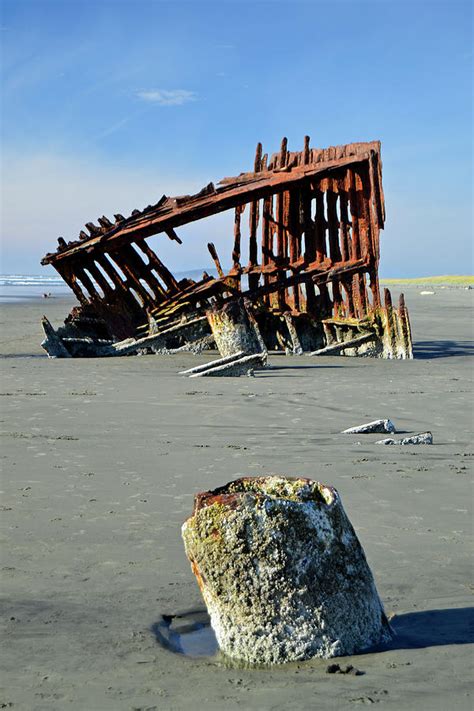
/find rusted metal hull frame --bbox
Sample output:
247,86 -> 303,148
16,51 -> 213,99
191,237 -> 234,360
40,137 -> 412,360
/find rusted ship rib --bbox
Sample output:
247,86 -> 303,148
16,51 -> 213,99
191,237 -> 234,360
40,136 -> 412,359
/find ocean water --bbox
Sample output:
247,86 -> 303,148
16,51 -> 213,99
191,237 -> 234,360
0,269 -> 219,303
0,274 -> 71,303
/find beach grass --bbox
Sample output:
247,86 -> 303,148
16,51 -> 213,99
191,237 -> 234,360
381,275 -> 473,286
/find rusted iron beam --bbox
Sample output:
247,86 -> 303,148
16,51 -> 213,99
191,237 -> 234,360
42,151 -> 376,266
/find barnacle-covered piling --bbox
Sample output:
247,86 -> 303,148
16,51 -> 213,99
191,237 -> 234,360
182,476 -> 392,665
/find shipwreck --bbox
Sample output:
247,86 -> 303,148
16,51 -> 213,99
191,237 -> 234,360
41,136 -> 412,363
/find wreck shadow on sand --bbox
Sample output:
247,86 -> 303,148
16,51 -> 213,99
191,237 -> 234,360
261,364 -> 345,374
152,606 -> 474,659
0,354 -> 46,359
373,607 -> 474,652
413,340 -> 474,359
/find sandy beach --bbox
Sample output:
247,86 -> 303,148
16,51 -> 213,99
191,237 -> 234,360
1,285 -> 473,710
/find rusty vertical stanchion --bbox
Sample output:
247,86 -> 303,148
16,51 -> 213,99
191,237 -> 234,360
303,134 -> 310,166
348,169 -> 367,318
287,188 -> 302,311
367,155 -> 382,309
398,292 -> 413,359
383,287 -> 396,357
261,195 -> 272,306
282,188 -> 292,307
314,180 -> 331,317
301,181 -> 316,314
232,204 -> 244,291
248,143 -> 262,292
275,137 -> 288,311
354,166 -> 377,314
301,137 -> 316,314
337,173 -> 355,318
327,179 -> 343,316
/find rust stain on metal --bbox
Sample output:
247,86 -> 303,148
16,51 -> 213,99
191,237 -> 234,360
40,136 -> 413,359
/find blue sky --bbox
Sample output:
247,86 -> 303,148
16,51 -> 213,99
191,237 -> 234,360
1,0 -> 472,276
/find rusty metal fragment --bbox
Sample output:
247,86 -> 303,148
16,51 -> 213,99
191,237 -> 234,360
40,136 -> 413,360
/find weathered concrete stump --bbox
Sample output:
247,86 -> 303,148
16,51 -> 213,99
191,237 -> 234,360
206,299 -> 265,357
182,476 -> 392,665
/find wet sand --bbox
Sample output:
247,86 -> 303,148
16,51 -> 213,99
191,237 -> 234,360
1,287 -> 473,710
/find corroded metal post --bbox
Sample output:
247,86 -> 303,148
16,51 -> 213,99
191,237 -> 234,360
182,476 -> 392,665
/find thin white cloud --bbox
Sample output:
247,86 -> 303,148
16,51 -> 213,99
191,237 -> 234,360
95,117 -> 130,140
136,89 -> 197,106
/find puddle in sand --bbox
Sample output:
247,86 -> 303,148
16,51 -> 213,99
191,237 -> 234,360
152,609 -> 218,657
151,609 -> 281,668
